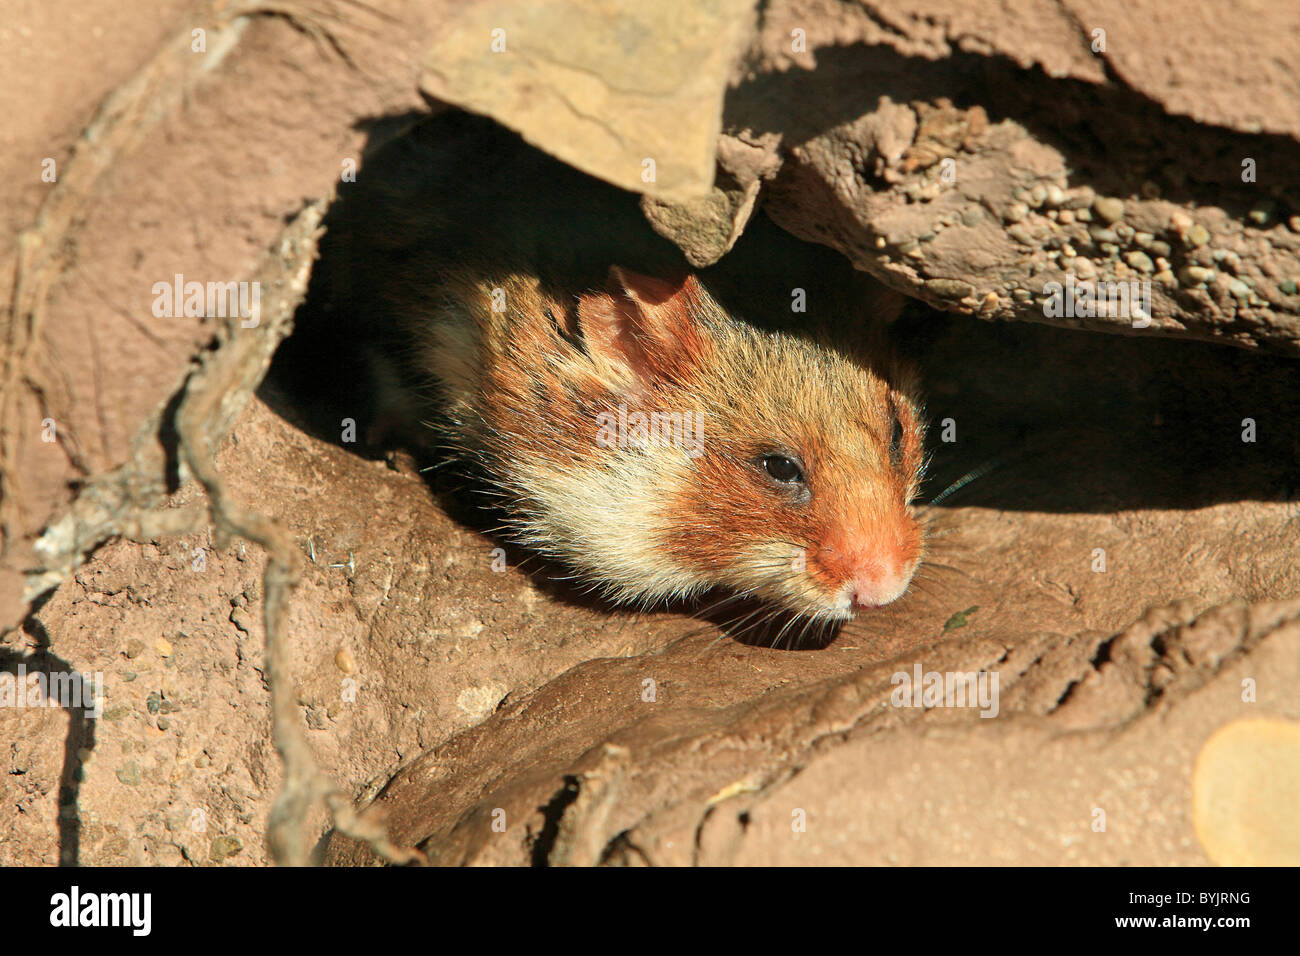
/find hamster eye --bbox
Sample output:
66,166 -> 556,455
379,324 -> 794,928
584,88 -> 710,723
761,454 -> 805,484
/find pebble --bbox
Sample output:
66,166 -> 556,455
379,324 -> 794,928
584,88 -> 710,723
1072,257 -> 1097,279
925,278 -> 975,299
1186,224 -> 1210,247
1075,208 -> 1093,222
124,639 -> 145,660
1281,280 -> 1298,295
1154,270 -> 1176,287
1228,279 -> 1252,299
960,208 -> 984,227
155,637 -> 174,657
1180,265 -> 1216,285
116,761 -> 142,787
1007,224 -> 1035,246
335,648 -> 356,675
1064,186 -> 1094,210
210,835 -> 244,863
156,716 -> 171,731
1114,223 -> 1135,242
1149,240 -> 1172,258
1289,215 -> 1300,233
1045,184 -> 1065,207
1029,184 -> 1048,207
1169,210 -> 1193,231
1093,196 -> 1125,224
1058,209 -> 1075,224
1124,251 -> 1155,273
1012,287 -> 1033,302
1134,232 -> 1154,249
1248,200 -> 1276,225
1088,225 -> 1118,244
1004,202 -> 1028,223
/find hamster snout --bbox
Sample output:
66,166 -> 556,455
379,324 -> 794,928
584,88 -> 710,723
414,264 -> 927,625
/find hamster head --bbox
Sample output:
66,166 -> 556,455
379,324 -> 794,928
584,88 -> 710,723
434,266 -> 927,625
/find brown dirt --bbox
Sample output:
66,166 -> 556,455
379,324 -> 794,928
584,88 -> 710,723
3,0 -> 1298,866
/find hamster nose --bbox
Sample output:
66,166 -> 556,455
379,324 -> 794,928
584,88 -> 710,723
848,564 -> 914,610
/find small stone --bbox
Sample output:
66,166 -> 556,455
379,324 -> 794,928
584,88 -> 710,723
925,278 -> 975,300
120,671 -> 137,682
1088,224 -> 1118,244
1099,242 -> 1119,256
1280,280 -> 1298,295
124,639 -> 145,660
156,716 -> 171,731
1058,209 -> 1075,225
1134,231 -> 1154,248
1248,200 -> 1276,225
960,207 -> 984,227
1007,224 -> 1035,246
1180,265 -> 1215,285
897,240 -> 919,255
979,291 -> 999,313
1044,184 -> 1065,207
1124,251 -> 1155,274
1154,270 -> 1177,287
1072,257 -> 1097,279
1114,223 -> 1134,243
1289,215 -> 1300,233
1004,201 -> 1028,223
1075,208 -> 1092,222
116,761 -> 142,787
194,752 -> 212,769
146,692 -> 161,715
1028,184 -> 1047,207
1012,287 -> 1033,302
1187,224 -> 1210,246
101,703 -> 131,721
1228,279 -> 1252,299
1169,210 -> 1193,231
1149,240 -> 1172,258
1064,186 -> 1094,210
154,637 -> 174,657
210,835 -> 244,863
1093,196 -> 1124,223
335,648 -> 356,675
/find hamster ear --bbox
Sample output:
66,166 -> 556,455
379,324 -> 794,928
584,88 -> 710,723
577,267 -> 707,391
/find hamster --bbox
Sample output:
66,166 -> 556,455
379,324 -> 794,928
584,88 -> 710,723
397,262 -> 926,624
298,111 -> 927,625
